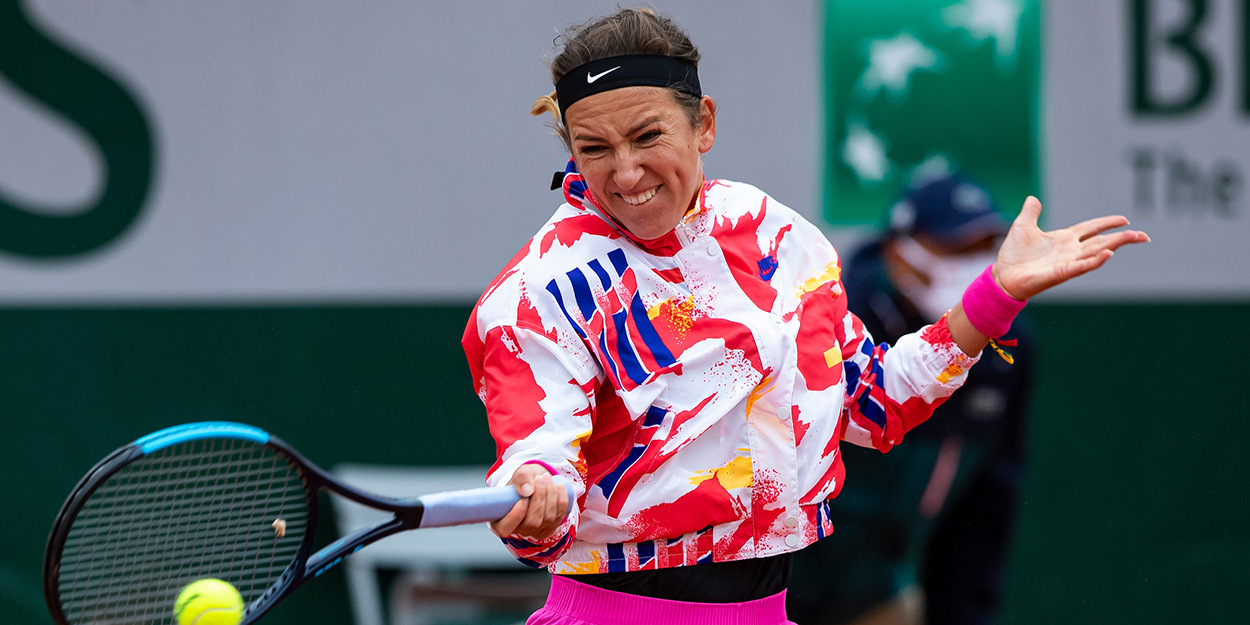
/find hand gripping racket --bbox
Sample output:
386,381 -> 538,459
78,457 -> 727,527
42,421 -> 572,625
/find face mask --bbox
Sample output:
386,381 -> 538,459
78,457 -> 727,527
892,236 -> 998,322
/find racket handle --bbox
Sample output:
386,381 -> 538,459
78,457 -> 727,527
416,475 -> 574,528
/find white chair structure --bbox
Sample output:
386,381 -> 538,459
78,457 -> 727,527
331,464 -> 551,625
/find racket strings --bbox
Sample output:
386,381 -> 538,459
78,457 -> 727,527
57,438 -> 309,625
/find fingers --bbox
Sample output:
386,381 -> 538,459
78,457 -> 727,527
527,473 -> 567,538
1015,196 -> 1042,228
489,499 -> 529,537
1058,249 -> 1114,282
520,473 -> 562,538
495,467 -> 570,541
1067,215 -> 1130,241
1080,229 -> 1151,257
523,473 -> 552,536
515,477 -> 535,498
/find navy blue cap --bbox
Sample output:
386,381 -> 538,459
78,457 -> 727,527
886,175 -> 1009,246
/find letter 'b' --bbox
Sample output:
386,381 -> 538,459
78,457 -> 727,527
1132,0 -> 1217,116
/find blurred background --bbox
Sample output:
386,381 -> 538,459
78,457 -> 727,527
0,1 -> 1246,624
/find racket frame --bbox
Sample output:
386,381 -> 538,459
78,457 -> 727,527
44,423 -> 437,625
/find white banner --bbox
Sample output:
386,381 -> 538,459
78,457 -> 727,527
10,1 -> 1238,304
1043,0 -> 1250,301
0,1 -> 820,304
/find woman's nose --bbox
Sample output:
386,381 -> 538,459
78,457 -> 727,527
613,151 -> 644,190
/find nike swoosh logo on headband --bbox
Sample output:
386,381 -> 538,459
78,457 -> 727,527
587,66 -> 621,83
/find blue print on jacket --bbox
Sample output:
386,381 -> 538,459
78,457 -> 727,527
546,249 -> 677,391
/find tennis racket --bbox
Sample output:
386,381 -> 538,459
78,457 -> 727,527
42,421 -> 572,625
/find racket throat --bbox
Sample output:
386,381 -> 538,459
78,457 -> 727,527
302,512 -> 414,578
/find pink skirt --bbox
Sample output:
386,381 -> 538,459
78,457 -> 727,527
527,574 -> 794,625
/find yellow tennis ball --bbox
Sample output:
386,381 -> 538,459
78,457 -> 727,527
173,578 -> 244,625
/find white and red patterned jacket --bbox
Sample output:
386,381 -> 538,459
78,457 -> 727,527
463,161 -> 979,575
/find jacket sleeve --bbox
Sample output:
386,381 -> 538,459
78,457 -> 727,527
837,291 -> 980,452
471,321 -> 599,567
781,211 -> 979,453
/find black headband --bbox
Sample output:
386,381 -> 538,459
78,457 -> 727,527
555,54 -> 701,121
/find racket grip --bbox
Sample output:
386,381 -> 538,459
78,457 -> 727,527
416,476 -> 574,528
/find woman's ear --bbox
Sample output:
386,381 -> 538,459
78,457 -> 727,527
698,96 -> 717,154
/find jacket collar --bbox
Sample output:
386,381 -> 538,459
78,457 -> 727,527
557,159 -> 704,257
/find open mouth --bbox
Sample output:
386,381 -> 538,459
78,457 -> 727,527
619,185 -> 660,206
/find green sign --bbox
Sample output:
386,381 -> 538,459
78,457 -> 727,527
0,0 -> 154,258
823,0 -> 1040,225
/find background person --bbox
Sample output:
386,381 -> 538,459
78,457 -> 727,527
788,174 -> 1032,625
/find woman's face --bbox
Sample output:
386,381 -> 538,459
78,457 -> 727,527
565,86 -> 716,240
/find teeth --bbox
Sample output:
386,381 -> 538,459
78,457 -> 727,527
620,187 -> 658,205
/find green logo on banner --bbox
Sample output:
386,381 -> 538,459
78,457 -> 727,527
0,0 -> 154,258
823,0 -> 1039,225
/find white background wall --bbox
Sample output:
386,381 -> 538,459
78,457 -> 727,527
0,1 -> 822,304
4,1 -> 1247,304
1043,0 -> 1250,301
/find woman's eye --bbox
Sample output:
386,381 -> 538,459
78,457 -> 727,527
639,131 -> 661,143
579,145 -> 607,155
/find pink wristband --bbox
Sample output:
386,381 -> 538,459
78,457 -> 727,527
961,265 -> 1027,338
520,459 -> 561,476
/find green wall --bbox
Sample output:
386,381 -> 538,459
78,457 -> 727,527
1,303 -> 1246,624
0,305 -> 494,625
1004,303 -> 1250,623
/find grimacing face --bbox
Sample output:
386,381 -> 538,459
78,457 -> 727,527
565,86 -> 717,240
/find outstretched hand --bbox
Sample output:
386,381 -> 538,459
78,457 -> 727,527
992,196 -> 1150,300
946,196 -> 1149,357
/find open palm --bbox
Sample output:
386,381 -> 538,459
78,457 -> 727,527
993,197 -> 1150,300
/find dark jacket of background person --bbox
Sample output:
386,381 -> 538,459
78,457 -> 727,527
787,236 -> 1034,625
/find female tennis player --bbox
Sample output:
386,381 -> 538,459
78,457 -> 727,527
462,8 -> 1148,624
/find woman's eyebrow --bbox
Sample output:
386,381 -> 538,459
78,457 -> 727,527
572,117 -> 664,143
627,117 -> 664,136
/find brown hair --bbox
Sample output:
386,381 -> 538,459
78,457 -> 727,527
531,7 -> 703,151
